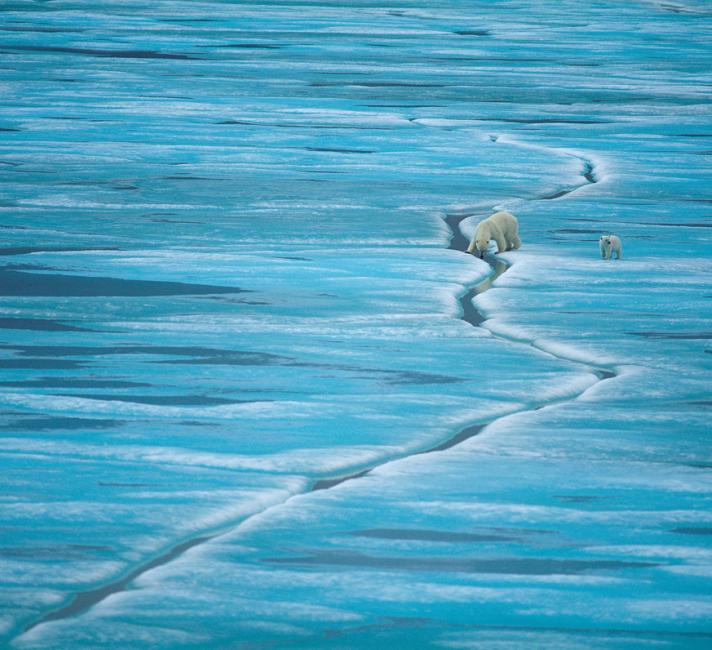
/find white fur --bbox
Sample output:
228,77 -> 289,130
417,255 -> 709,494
466,211 -> 521,258
599,234 -> 622,260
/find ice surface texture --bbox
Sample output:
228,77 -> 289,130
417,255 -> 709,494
1,0 -> 711,647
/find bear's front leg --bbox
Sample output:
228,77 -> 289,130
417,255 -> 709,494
494,235 -> 507,254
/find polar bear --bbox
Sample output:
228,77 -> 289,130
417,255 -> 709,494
466,211 -> 521,258
599,234 -> 622,260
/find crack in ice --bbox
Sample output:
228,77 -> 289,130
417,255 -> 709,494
17,137 -> 614,641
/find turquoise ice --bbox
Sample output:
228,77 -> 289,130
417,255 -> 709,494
1,0 -> 711,647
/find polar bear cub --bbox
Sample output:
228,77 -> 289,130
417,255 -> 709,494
599,234 -> 622,260
466,211 -> 521,258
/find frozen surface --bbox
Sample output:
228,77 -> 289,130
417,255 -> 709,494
1,0 -> 711,647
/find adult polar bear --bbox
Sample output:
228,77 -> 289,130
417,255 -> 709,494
466,211 -> 521,258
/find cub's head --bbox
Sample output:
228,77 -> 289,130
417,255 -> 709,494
600,235 -> 612,250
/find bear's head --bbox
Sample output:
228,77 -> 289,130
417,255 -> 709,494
474,238 -> 489,258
